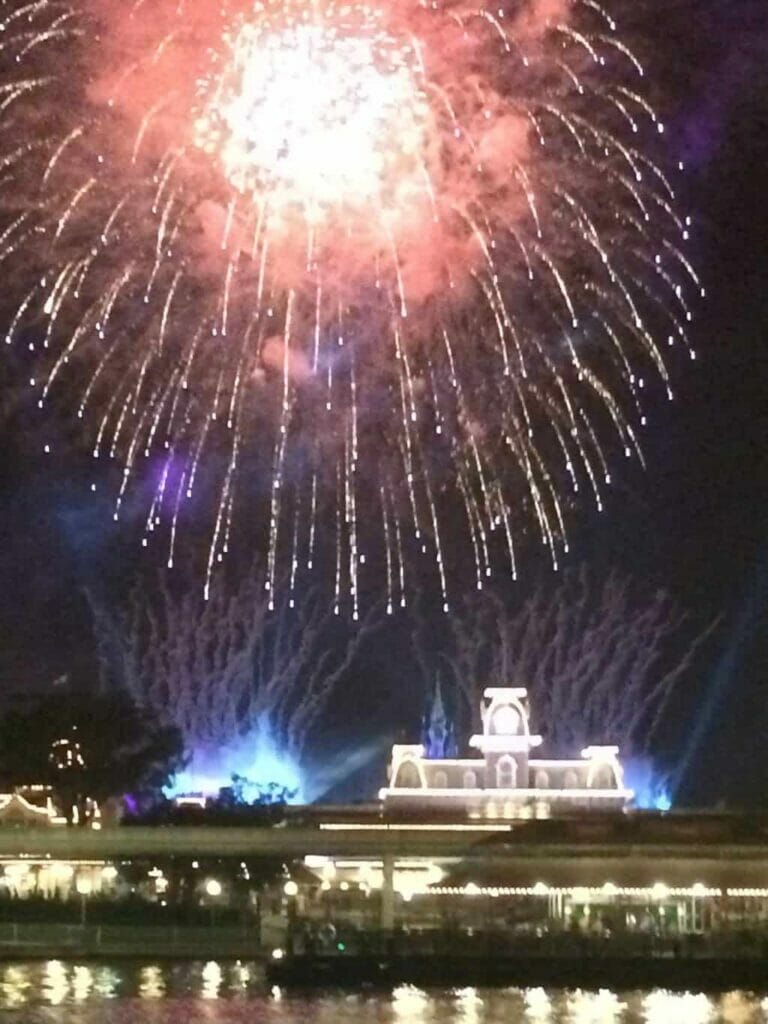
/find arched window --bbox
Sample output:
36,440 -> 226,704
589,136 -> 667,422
433,770 -> 448,789
496,755 -> 517,789
463,770 -> 477,789
394,760 -> 421,789
590,766 -> 614,790
491,704 -> 521,736
534,769 -> 549,790
563,769 -> 578,790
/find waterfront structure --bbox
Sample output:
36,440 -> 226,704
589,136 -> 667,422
381,687 -> 631,816
0,789 -> 60,826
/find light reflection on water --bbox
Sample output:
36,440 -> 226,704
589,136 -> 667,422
0,963 -> 768,1023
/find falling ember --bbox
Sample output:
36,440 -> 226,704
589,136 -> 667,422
0,0 -> 700,609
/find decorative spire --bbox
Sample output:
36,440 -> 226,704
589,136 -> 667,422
422,677 -> 457,759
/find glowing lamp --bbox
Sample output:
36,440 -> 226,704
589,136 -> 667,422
205,878 -> 222,898
283,880 -> 299,897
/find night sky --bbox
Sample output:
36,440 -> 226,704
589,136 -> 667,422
1,0 -> 768,806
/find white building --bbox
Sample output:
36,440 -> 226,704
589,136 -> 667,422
381,687 -> 632,817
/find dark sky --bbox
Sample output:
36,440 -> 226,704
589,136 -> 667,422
1,0 -> 768,806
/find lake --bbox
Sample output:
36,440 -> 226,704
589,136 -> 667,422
0,960 -> 766,1023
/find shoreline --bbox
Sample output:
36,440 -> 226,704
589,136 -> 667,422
1,945 -> 767,994
0,922 -> 264,961
266,953 -> 768,992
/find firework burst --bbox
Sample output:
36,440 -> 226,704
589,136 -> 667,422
0,0 -> 700,614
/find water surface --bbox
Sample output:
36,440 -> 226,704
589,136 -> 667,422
0,960 -> 766,1023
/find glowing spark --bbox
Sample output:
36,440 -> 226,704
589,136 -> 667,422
0,0 -> 697,607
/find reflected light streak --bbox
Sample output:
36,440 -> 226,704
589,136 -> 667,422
643,991 -> 714,1024
138,965 -> 166,1000
566,989 -> 626,1024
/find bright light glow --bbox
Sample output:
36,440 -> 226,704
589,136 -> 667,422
6,0 -> 697,607
201,960 -> 222,1000
196,16 -> 427,229
643,992 -> 714,1024
271,947 -> 285,961
393,984 -> 429,1022
138,965 -> 165,1000
100,865 -> 118,882
624,757 -> 673,811
205,878 -> 222,897
283,880 -> 299,897
304,855 -> 330,869
567,989 -> 625,1024
164,729 -> 304,803
525,987 -> 552,1024
651,882 -> 670,901
3,863 -> 30,879
75,876 -> 93,896
72,965 -> 93,1003
43,960 -> 70,1006
319,822 -> 510,832
491,705 -> 521,736
50,863 -> 74,881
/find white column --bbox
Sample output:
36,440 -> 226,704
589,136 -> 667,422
380,856 -> 395,931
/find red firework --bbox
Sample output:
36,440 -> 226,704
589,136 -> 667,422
0,0 -> 700,613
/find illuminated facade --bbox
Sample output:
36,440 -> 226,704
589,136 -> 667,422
0,785 -> 111,829
381,687 -> 632,816
0,788 -> 62,826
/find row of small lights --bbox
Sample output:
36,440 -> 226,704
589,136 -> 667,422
428,883 -> 724,899
294,874 -> 747,902
1,862 -> 228,899
8,863 -> 768,903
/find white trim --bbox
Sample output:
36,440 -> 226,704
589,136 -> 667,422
484,688 -> 528,699
0,793 -> 55,819
582,746 -> 620,759
529,759 -> 589,769
419,759 -> 483,767
470,735 -> 543,751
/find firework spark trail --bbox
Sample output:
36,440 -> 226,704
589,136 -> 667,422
0,0 -> 700,609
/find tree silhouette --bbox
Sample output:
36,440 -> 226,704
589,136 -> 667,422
0,682 -> 184,824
